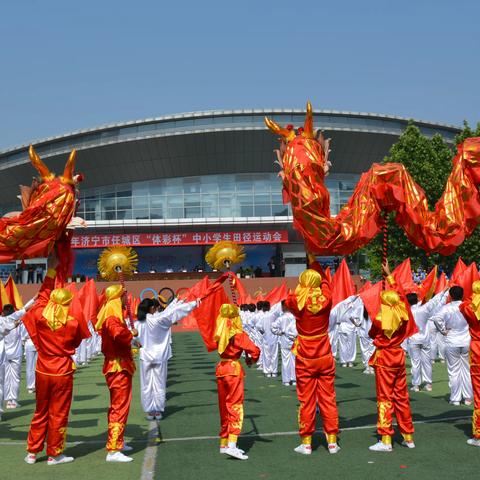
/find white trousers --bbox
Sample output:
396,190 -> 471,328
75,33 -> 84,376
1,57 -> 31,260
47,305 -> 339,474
262,341 -> 279,375
409,343 -> 432,386
358,334 -> 375,367
0,363 -> 4,414
444,345 -> 472,402
76,340 -> 88,364
4,356 -> 21,402
338,331 -> 357,363
329,327 -> 338,358
431,332 -> 446,361
25,350 -> 37,391
280,346 -> 296,383
140,360 -> 168,414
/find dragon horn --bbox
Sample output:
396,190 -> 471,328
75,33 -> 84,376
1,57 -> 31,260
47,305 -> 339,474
303,101 -> 314,139
264,116 -> 296,142
63,149 -> 77,182
29,145 -> 51,179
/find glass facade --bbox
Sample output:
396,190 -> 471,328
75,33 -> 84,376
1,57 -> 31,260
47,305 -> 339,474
77,172 -> 360,222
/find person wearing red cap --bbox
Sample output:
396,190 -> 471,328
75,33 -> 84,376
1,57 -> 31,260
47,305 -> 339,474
214,303 -> 260,460
284,254 -> 339,455
365,261 -> 418,452
459,280 -> 480,446
22,252 -> 90,466
96,284 -> 138,463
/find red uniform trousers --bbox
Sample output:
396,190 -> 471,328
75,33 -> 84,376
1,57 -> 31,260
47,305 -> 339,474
374,364 -> 414,437
296,354 -> 339,439
106,371 -> 133,451
27,371 -> 73,456
217,374 -> 244,442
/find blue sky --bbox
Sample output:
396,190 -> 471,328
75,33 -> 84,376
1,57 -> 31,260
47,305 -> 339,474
1,0 -> 479,149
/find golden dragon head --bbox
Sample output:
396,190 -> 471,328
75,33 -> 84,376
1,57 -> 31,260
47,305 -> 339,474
29,145 -> 79,186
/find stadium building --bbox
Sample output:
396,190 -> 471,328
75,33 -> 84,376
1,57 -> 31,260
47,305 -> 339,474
0,109 -> 461,281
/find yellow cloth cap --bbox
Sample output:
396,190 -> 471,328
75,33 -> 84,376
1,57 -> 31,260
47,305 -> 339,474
375,290 -> 409,339
96,284 -> 124,330
42,288 -> 74,331
295,269 -> 325,313
214,303 -> 243,354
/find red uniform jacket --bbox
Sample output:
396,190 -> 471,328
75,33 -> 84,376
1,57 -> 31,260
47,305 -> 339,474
460,301 -> 480,366
285,262 -> 332,361
368,278 -> 418,369
216,332 -> 260,378
100,315 -> 135,375
22,272 -> 88,376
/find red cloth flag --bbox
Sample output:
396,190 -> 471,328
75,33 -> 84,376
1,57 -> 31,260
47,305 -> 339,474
265,282 -> 288,305
231,276 -> 254,304
456,263 -> 480,300
418,266 -> 438,303
331,259 -> 356,307
435,272 -> 448,294
451,257 -> 468,286
324,266 -> 333,285
392,258 -> 418,293
78,279 -> 99,324
4,276 -> 24,309
359,281 -> 383,321
359,281 -> 372,293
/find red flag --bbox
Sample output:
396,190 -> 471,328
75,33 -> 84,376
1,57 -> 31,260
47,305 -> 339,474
435,272 -> 448,294
265,282 -> 288,305
456,263 -> 480,299
180,276 -> 210,302
231,276 -> 254,304
324,267 -> 333,285
4,276 -> 23,309
418,266 -> 438,303
69,291 -> 91,340
392,258 -> 418,293
359,281 -> 383,321
359,281 -> 372,293
78,279 -> 99,324
331,259 -> 356,307
451,257 -> 467,286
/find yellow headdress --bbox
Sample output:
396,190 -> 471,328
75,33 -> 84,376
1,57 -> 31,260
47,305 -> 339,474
42,288 -> 74,331
471,280 -> 480,320
214,303 -> 243,354
375,290 -> 409,339
95,284 -> 124,330
294,268 -> 326,314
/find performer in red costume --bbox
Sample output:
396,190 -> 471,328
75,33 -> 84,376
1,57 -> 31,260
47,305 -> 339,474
22,252 -> 90,466
459,280 -> 480,447
215,303 -> 260,460
363,261 -> 418,452
284,254 -> 340,455
96,284 -> 137,463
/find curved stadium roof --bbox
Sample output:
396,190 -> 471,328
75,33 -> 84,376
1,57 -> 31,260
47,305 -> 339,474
0,109 -> 460,205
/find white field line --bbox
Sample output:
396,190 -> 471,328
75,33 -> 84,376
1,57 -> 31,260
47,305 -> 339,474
140,420 -> 160,480
0,414 -> 470,446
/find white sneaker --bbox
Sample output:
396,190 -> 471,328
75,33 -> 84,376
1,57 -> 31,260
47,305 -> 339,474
24,453 -> 37,464
106,451 -> 133,463
424,384 -> 432,392
294,444 -> 312,455
27,389 -> 35,394
467,438 -> 480,447
402,440 -> 415,449
292,381 -> 296,386
410,386 -> 420,392
465,399 -> 473,406
347,362 -> 354,368
368,441 -> 392,452
224,447 -> 248,460
146,414 -> 155,421
155,412 -> 163,420
328,443 -> 340,454
271,373 -> 278,377
283,382 -> 290,386
341,363 -> 347,368
122,444 -> 133,452
220,446 -> 245,454
47,454 -> 74,465
450,401 -> 460,406
362,368 -> 370,374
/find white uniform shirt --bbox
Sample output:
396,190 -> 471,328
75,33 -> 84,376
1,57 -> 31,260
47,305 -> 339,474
137,299 -> 196,364
3,300 -> 34,360
0,315 -> 20,365
257,303 -> 283,344
409,292 -> 447,345
271,312 -> 297,349
329,296 -> 363,334
431,300 -> 470,348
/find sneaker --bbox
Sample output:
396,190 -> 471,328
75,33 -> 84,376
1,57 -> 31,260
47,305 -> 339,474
224,447 -> 248,460
24,453 -> 37,465
467,438 -> 480,447
341,363 -> 347,368
410,386 -> 420,392
347,362 -> 354,368
402,440 -> 415,449
328,443 -> 340,454
106,451 -> 133,463
27,389 -> 35,394
220,446 -> 245,454
6,401 -> 17,409
450,401 -> 461,406
283,382 -> 290,386
294,444 -> 312,455
122,444 -> 133,452
464,399 -> 473,406
154,412 -> 163,420
424,384 -> 432,392
368,441 -> 392,452
146,414 -> 155,421
362,368 -> 370,374
271,373 -> 278,377
292,381 -> 297,386
47,454 -> 74,465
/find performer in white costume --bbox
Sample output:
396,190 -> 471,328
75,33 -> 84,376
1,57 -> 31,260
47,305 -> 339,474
330,296 -> 359,367
271,305 -> 297,385
1,299 -> 34,411
257,301 -> 282,377
137,297 -> 198,420
22,327 -> 37,393
431,286 -> 473,405
353,299 -> 375,374
407,290 -> 447,392
253,303 -> 266,371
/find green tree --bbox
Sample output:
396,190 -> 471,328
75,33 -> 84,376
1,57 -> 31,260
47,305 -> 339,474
361,121 -> 480,279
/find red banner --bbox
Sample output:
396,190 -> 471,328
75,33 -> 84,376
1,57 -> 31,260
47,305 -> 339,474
71,230 -> 289,249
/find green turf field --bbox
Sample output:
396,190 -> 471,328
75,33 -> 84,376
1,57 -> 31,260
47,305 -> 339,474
1,332 -> 480,480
